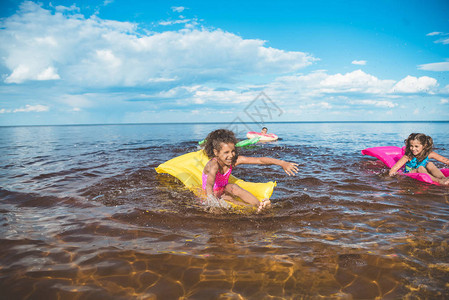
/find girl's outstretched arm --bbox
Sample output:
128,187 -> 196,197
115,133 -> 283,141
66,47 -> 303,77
236,156 -> 299,176
389,155 -> 408,176
429,151 -> 449,166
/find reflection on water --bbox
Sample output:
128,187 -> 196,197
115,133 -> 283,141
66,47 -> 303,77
1,122 -> 449,299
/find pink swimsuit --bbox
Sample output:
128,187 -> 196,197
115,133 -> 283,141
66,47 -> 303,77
202,158 -> 232,194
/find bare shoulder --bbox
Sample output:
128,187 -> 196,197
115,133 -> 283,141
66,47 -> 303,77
394,155 -> 410,166
402,154 -> 412,161
429,151 -> 448,160
428,151 -> 440,159
428,151 -> 436,157
204,158 -> 219,174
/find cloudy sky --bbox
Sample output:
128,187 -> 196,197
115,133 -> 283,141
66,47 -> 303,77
0,0 -> 448,125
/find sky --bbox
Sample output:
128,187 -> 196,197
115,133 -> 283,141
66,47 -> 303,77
0,0 -> 449,125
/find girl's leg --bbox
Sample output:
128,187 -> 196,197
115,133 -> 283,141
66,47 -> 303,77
224,183 -> 259,206
220,194 -> 248,207
425,162 -> 445,178
425,162 -> 449,185
405,165 -> 448,185
224,184 -> 271,211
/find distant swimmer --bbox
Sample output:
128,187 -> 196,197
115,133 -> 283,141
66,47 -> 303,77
246,127 -> 278,141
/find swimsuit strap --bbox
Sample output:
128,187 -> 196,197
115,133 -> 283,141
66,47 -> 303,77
420,156 -> 429,166
202,158 -> 233,191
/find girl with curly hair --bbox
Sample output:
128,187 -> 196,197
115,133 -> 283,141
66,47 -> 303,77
202,129 -> 299,212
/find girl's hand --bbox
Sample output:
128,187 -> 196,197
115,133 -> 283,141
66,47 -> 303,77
282,162 -> 299,176
205,194 -> 219,206
205,194 -> 231,209
389,155 -> 408,177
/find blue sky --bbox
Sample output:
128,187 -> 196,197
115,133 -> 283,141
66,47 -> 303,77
0,0 -> 448,125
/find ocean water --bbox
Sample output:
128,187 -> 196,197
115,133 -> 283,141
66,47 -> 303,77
0,122 -> 448,299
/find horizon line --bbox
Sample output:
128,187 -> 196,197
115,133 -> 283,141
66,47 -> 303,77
1,120 -> 449,128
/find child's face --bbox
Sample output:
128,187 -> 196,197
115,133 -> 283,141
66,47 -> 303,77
213,142 -> 236,166
261,128 -> 267,134
409,139 -> 424,156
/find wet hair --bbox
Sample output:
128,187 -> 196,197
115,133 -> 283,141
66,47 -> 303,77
404,133 -> 434,160
262,127 -> 267,130
203,129 -> 239,165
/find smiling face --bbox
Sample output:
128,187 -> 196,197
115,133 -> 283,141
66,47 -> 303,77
213,142 -> 236,166
409,139 -> 424,157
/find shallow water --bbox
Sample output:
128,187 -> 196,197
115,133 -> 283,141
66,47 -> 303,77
1,122 -> 449,299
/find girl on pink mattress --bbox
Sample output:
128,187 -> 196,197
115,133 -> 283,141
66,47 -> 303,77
389,133 -> 449,185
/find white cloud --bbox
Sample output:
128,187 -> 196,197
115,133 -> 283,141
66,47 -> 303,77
54,4 -> 80,13
0,2 -> 316,86
351,60 -> 367,65
14,104 -> 49,112
349,100 -> 397,108
5,65 -> 30,84
318,70 -> 395,94
96,49 -> 122,68
418,61 -> 449,71
135,69 -> 442,111
392,76 -> 438,93
5,64 -> 60,83
171,6 -> 186,13
1,2 -> 446,125
435,37 -> 449,44
299,102 -> 332,110
426,31 -> 449,44
261,71 -> 443,114
59,94 -> 92,108
426,32 -> 443,36
136,85 -> 256,105
270,69 -> 396,97
36,67 -> 61,80
266,70 -> 444,102
147,77 -> 178,83
0,104 -> 50,113
441,84 -> 449,94
191,88 -> 255,104
159,19 -> 192,26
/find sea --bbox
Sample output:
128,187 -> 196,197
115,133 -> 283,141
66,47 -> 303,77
0,122 -> 448,299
